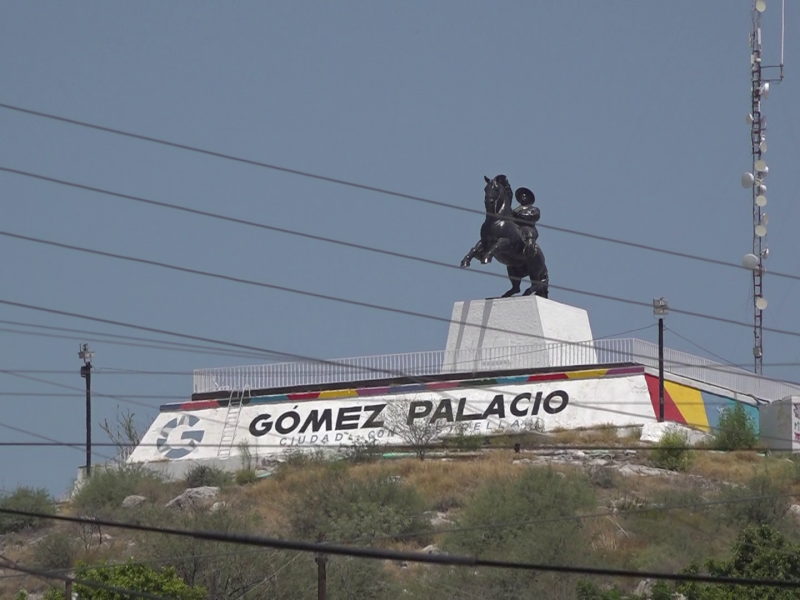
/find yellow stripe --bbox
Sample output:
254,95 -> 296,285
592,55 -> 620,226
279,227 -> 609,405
318,389 -> 357,400
664,381 -> 710,431
566,368 -> 609,380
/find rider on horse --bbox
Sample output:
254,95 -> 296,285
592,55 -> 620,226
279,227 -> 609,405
513,187 -> 540,260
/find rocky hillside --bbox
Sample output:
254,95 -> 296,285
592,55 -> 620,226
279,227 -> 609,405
2,425 -> 800,599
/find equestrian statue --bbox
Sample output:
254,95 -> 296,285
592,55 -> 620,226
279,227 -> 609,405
460,174 -> 549,298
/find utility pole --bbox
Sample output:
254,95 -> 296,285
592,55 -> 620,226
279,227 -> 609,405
79,343 -> 94,477
316,533 -> 327,600
65,578 -> 72,599
653,298 -> 668,422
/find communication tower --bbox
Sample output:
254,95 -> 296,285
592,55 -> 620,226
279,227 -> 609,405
741,0 -> 784,374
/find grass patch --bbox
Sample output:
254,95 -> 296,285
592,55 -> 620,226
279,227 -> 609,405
72,466 -> 170,516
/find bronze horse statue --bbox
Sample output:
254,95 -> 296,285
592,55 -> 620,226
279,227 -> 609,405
460,174 -> 549,298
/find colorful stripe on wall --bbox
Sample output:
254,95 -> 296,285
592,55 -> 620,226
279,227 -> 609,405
162,365 -> 645,413
644,374 -> 759,432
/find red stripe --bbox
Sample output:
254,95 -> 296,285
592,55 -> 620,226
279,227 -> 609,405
527,373 -> 569,382
644,374 -> 685,424
182,400 -> 219,411
287,392 -> 321,401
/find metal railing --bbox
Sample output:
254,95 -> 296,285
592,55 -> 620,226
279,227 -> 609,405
193,338 -> 800,402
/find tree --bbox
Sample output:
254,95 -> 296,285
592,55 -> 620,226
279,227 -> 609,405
382,396 -> 453,459
99,407 -> 144,463
712,403 -> 758,451
678,525 -> 800,599
72,561 -> 206,599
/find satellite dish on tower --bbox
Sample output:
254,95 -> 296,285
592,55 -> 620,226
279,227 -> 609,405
743,253 -> 760,270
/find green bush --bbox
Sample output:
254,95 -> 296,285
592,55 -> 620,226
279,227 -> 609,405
33,530 -> 79,570
73,561 -> 206,599
185,464 -> 232,489
289,469 -> 428,542
723,470 -> 790,528
712,403 -> 758,450
678,525 -> 800,599
0,487 -> 54,533
234,468 -> 257,486
72,467 -> 166,515
651,429 -> 694,472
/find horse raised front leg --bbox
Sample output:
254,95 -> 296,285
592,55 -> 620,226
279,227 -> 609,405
484,238 -> 512,265
460,241 -> 483,268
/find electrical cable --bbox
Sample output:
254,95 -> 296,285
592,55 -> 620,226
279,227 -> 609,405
0,392 -> 185,398
664,326 -> 743,369
0,318 -> 278,361
6,229 -> 800,353
4,287 -> 800,398
0,368 -> 192,376
5,361 -> 797,451
0,420 -> 114,461
0,506 -> 797,589
0,546 -> 284,581
0,113 -> 792,281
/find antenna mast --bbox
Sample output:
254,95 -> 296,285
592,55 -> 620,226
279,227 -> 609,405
743,0 -> 784,374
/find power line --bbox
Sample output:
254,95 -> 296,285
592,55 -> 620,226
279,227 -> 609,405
0,392 -> 184,398
7,231 -> 800,399
0,318 -> 278,361
665,325 -> 743,369
6,336 -> 800,455
0,368 -> 192,376
0,420 -> 114,461
4,166 -> 789,288
4,293 -> 800,406
0,546 -> 282,581
0,507 -> 797,589
6,229 -> 800,349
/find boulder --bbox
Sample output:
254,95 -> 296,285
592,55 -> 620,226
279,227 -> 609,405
616,464 -> 675,478
121,495 -> 148,509
165,486 -> 220,510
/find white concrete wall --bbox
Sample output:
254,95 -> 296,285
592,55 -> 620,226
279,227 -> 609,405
129,373 -> 654,469
759,396 -> 800,451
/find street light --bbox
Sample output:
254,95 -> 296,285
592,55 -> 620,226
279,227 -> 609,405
653,298 -> 669,423
78,343 -> 94,477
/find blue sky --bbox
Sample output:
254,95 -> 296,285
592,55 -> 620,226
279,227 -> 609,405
0,1 -> 798,494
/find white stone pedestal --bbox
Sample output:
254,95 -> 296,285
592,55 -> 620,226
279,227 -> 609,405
442,296 -> 596,373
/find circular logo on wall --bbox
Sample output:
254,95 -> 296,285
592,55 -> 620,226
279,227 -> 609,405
156,414 -> 205,459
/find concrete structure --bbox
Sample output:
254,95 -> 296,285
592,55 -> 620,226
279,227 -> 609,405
759,396 -> 800,451
443,296 -> 595,372
128,297 -> 800,475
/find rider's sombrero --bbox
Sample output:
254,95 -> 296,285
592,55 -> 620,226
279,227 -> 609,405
515,187 -> 535,205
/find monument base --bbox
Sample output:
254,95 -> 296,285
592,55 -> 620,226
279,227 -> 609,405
442,296 -> 596,373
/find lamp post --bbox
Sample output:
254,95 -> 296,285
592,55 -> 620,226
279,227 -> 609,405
79,343 -> 94,477
653,298 -> 668,422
